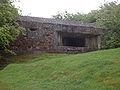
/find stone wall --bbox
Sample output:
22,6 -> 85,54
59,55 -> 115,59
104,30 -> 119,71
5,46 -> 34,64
10,21 -> 55,54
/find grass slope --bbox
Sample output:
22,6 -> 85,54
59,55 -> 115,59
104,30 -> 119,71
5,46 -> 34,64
0,48 -> 120,90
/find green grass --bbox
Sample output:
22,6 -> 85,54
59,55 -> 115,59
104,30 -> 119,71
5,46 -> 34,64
0,48 -> 120,90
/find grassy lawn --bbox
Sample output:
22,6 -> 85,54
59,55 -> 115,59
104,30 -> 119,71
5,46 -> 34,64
0,48 -> 120,90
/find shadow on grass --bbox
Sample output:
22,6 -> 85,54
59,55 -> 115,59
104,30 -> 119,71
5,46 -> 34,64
0,58 -> 11,70
0,53 -> 67,70
0,55 -> 29,70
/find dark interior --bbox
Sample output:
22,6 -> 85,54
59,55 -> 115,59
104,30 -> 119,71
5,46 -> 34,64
62,37 -> 85,47
30,28 -> 37,31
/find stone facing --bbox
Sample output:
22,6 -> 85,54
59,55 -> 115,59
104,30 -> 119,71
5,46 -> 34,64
10,16 -> 105,54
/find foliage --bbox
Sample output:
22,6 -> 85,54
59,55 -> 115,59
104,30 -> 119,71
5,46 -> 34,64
0,48 -> 120,89
52,11 -> 97,23
0,0 -> 22,56
96,2 -> 120,48
85,10 -> 98,23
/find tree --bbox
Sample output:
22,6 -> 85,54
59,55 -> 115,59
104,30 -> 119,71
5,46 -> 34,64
53,11 -> 75,20
85,10 -> 98,23
0,0 -> 22,56
53,11 -> 87,21
52,11 -> 97,23
96,2 -> 120,48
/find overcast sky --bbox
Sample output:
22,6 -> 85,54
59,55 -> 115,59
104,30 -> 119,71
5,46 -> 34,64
14,0 -> 119,18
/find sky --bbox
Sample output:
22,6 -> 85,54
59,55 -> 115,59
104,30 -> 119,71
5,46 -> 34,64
14,0 -> 119,18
